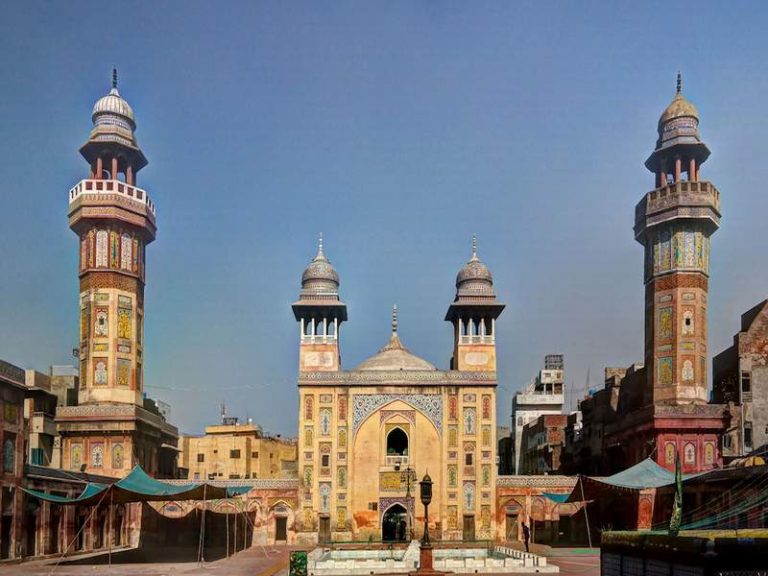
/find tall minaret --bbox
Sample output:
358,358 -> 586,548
445,236 -> 505,371
69,69 -> 156,406
292,235 -> 347,372
635,74 -> 720,405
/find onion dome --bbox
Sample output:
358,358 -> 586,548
356,306 -> 437,371
300,234 -> 340,296
455,235 -> 495,298
646,73 -> 709,171
81,68 -> 147,170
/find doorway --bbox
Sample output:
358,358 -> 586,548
462,515 -> 475,542
275,517 -> 287,542
505,513 -> 518,542
319,516 -> 331,544
382,504 -> 408,542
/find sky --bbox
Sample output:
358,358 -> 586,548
1,2 -> 767,437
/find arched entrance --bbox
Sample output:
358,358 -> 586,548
382,504 -> 408,542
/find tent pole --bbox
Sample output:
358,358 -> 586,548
108,490 -> 113,569
226,507 -> 230,558
579,476 -> 593,548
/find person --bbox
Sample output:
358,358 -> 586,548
522,522 -> 530,553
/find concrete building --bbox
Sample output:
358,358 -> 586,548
713,299 -> 768,459
55,70 -> 179,478
511,355 -> 564,474
294,236 -> 504,543
22,370 -> 58,467
179,419 -> 298,480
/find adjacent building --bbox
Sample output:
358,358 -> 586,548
713,299 -> 768,459
55,71 -> 179,478
179,418 -> 298,481
519,413 -> 568,475
294,236 -> 504,543
511,355 -> 565,474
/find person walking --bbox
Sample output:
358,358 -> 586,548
521,522 -> 530,553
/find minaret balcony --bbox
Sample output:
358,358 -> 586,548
300,334 -> 338,345
459,335 -> 495,345
69,179 -> 156,217
634,180 -> 720,240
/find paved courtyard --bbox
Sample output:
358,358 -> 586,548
0,546 -> 599,576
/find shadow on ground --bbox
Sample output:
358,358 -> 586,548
59,545 -> 228,565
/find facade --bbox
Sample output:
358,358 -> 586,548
713,299 -> 768,458
55,71 -> 179,478
0,361 -> 28,559
23,370 -> 58,467
180,420 -> 298,480
511,355 -> 564,474
294,237 -> 504,543
519,414 -> 568,475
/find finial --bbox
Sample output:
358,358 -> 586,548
314,232 -> 325,260
676,71 -> 682,95
472,234 -> 478,258
392,304 -> 398,333
112,67 -> 118,90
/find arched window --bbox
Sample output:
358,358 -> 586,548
120,233 -> 132,270
112,444 -> 124,469
95,231 -> 108,267
386,428 -> 408,457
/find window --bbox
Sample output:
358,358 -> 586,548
465,453 -> 473,466
193,473 -> 200,480
321,454 -> 330,468
723,434 -> 732,449
229,474 -> 240,479
230,449 -> 241,459
251,451 -> 258,458
745,424 -> 753,449
741,371 -> 751,393
386,428 -> 408,458
3,436 -> 15,473
197,453 -> 205,463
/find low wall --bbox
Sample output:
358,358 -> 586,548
601,530 -> 768,575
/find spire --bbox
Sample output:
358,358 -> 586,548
315,232 -> 326,261
392,304 -> 398,334
112,67 -> 118,90
676,71 -> 682,96
471,234 -> 478,261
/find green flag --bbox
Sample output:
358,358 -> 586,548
668,450 -> 682,536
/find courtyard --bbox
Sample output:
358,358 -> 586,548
0,545 -> 600,576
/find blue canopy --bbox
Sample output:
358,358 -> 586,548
588,458 -> 704,490
22,465 -> 251,505
542,492 -> 571,503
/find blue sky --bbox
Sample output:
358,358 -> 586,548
1,2 -> 767,437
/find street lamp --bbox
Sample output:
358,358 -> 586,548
419,473 -> 432,546
401,466 -> 416,541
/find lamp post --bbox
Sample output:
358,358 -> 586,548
401,466 -> 416,541
419,473 -> 432,546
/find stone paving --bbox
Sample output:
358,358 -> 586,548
0,545 -> 599,576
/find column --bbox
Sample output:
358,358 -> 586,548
126,165 -> 134,186
689,158 -> 696,182
674,157 -> 681,183
96,158 -> 103,180
111,158 -> 119,180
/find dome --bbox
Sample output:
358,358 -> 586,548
300,236 -> 340,294
657,74 -> 699,131
455,236 -> 495,297
92,87 -> 136,128
355,306 -> 437,372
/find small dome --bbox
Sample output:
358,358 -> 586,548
300,236 -> 339,294
455,236 -> 495,297
92,87 -> 136,128
658,73 -> 699,131
356,306 -> 436,372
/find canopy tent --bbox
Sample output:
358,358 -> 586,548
566,458 -> 708,503
22,465 -> 252,505
542,492 -> 571,504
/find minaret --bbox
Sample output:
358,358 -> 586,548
69,69 -> 155,406
445,235 -> 505,371
292,235 -> 347,372
635,74 -> 720,405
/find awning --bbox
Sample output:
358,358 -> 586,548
542,492 -> 571,503
566,458 -> 709,502
21,465 -> 245,505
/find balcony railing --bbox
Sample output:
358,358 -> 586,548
300,334 -> 338,344
69,179 -> 156,216
459,335 -> 494,345
385,455 -> 409,467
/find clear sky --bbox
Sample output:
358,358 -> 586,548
1,2 -> 767,437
